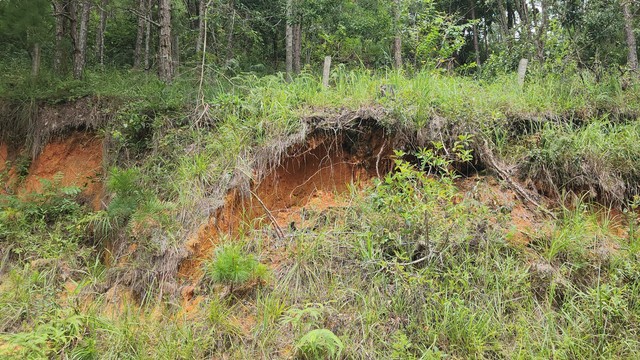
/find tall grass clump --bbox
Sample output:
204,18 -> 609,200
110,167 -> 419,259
520,119 -> 640,204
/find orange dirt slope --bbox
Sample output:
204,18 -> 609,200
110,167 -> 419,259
1,132 -> 104,210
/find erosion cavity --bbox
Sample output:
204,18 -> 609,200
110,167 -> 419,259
179,123 -> 394,279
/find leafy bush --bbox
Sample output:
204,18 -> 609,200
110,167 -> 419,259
362,141 -> 473,263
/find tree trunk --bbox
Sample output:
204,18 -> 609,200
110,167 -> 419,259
285,0 -> 293,81
158,0 -> 174,82
535,0 -> 548,62
507,1 -> 514,30
515,0 -> 531,43
134,0 -> 147,68
622,0 -> 638,72
293,22 -> 302,74
272,28 -> 278,70
470,0 -> 480,67
73,0 -> 91,79
31,43 -> 41,77
174,34 -> 180,70
96,0 -> 108,68
144,0 -> 152,71
496,0 -> 509,41
225,0 -> 236,64
68,0 -> 78,67
393,0 -> 402,69
52,0 -> 66,74
196,0 -> 207,53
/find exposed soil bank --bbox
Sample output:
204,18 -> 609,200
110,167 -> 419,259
0,143 -> 8,176
1,132 -> 104,209
179,126 -> 394,280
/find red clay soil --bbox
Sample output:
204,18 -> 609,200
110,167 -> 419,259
178,130 -> 393,280
0,143 -> 7,173
22,132 -> 104,210
456,175 -> 548,246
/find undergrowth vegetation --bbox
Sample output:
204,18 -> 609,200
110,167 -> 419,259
2,144 -> 640,358
1,68 -> 640,358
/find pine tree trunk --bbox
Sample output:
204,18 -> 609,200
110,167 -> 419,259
158,0 -> 174,82
73,0 -> 91,79
293,23 -> 302,74
272,28 -> 278,69
622,0 -> 638,72
225,0 -> 236,64
144,0 -> 152,71
393,0 -> 402,69
174,34 -> 180,70
31,43 -> 41,77
285,0 -> 293,81
96,0 -> 108,68
53,1 -> 66,74
196,0 -> 207,53
68,0 -> 78,66
134,0 -> 147,68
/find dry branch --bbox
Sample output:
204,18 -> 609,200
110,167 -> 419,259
478,139 -> 557,219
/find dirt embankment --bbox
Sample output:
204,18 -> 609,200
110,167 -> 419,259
179,126 -> 394,280
1,132 -> 104,210
0,143 -> 8,174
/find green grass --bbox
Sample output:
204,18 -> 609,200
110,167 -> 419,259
520,120 -> 640,205
2,161 -> 639,358
2,66 -> 640,358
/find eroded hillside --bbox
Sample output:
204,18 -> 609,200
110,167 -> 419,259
1,74 -> 640,358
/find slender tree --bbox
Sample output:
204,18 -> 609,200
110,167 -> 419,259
95,0 -> 108,68
285,0 -> 293,80
52,0 -> 67,74
225,0 -> 236,64
144,0 -> 152,71
72,0 -> 91,79
393,0 -> 402,69
293,22 -> 302,74
158,0 -> 174,82
134,0 -> 147,69
621,0 -> 638,72
196,0 -> 207,53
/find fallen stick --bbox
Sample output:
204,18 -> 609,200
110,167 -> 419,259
479,139 -> 557,220
249,190 -> 285,240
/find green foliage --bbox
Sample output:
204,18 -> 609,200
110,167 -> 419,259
0,174 -> 85,258
0,0 -> 51,46
205,244 -> 269,292
2,309 -> 98,359
363,141 -> 472,263
295,329 -> 344,360
281,303 -> 325,334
